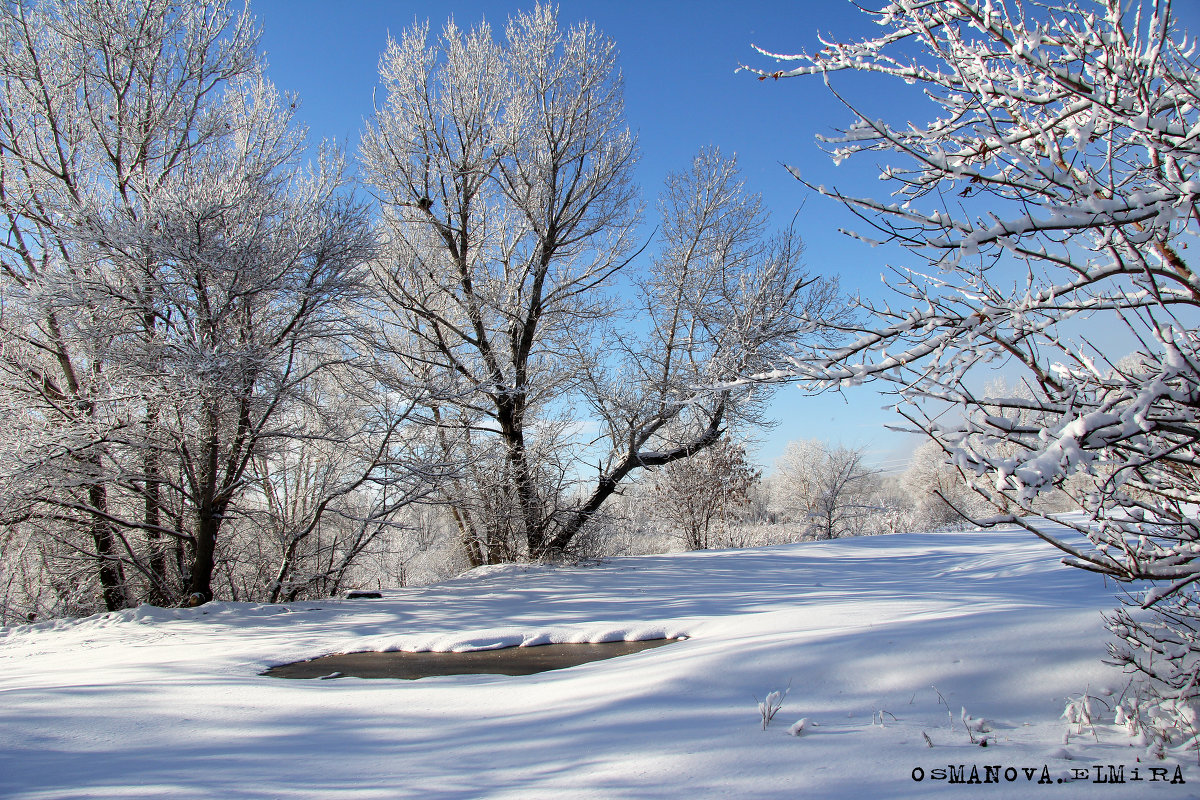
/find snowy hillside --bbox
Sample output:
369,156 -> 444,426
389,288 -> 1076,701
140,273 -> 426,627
1,527 -> 1191,799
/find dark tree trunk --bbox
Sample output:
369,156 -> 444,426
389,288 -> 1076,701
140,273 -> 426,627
186,506 -> 219,604
496,396 -> 548,558
185,410 -> 224,605
143,423 -> 171,605
88,483 -> 129,612
545,398 -> 728,556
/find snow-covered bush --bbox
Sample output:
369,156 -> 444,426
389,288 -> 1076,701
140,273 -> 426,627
1061,691 -> 1103,742
748,0 -> 1200,736
756,685 -> 790,730
646,437 -> 761,550
1108,593 -> 1200,754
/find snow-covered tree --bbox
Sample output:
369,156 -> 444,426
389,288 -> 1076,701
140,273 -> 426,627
748,0 -> 1200,737
0,0 -> 390,611
775,440 -> 879,539
0,0 -> 264,609
103,82 -> 378,604
647,436 -> 761,550
900,439 -> 990,529
362,7 -> 845,561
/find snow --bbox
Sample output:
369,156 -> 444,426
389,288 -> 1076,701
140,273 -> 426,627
1,527 -> 1192,798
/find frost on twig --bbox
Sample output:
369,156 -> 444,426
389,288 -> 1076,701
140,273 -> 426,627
961,707 -> 992,744
755,681 -> 792,730
932,685 -> 954,731
1062,688 -> 1106,742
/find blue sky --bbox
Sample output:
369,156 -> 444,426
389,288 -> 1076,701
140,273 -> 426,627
246,0 -> 1200,474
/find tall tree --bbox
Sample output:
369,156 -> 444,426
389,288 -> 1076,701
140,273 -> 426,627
568,147 -> 845,553
99,81 -> 376,603
361,6 -> 639,561
363,8 -> 846,561
0,0 -> 377,608
0,0 -> 259,609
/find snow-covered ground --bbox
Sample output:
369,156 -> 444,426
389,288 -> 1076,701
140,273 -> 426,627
2,527 -> 1194,799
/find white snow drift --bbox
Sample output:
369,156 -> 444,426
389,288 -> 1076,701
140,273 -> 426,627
0,526 -> 1191,799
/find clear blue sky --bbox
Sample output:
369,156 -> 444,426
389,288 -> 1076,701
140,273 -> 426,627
246,0 -> 1200,474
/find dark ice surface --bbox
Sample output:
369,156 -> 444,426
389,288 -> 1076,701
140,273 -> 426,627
262,638 -> 678,680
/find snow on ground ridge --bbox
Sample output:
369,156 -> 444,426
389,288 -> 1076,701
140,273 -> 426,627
348,623 -> 692,655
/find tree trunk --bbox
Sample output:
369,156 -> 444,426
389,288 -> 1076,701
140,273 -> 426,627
186,506 -> 219,604
186,410 -> 223,604
546,399 -> 728,556
496,398 -> 547,558
268,534 -> 301,604
88,483 -> 129,612
450,504 -> 485,568
143,415 -> 171,605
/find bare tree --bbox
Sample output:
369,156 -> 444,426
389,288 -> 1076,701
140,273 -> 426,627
361,6 -> 638,562
776,440 -> 879,539
87,79 -> 376,604
647,436 -> 761,550
0,0 -> 390,611
0,0 -> 261,609
564,147 -> 847,552
900,439 -> 990,530
747,0 -> 1200,739
363,8 -> 846,562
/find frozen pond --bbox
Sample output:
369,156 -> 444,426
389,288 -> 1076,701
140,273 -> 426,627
263,638 -> 679,679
